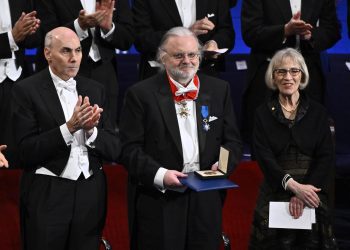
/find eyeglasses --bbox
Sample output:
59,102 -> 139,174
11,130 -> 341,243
274,68 -> 302,77
162,49 -> 200,61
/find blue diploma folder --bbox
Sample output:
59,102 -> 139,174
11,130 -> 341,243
179,172 -> 238,192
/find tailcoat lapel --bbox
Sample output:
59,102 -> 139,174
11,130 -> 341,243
195,0 -> 209,20
274,0 -> 293,23
38,69 -> 66,125
65,0 -> 83,17
160,0 -> 183,25
9,0 -> 23,25
76,76 -> 90,98
195,87 -> 210,155
155,75 -> 183,157
300,0 -> 315,21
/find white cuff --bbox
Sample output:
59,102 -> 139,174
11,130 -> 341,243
8,31 -> 19,52
74,19 -> 89,41
100,22 -> 115,41
154,167 -> 168,191
60,124 -> 74,145
85,127 -> 98,148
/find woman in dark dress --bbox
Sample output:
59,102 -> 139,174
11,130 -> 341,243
249,48 -> 337,249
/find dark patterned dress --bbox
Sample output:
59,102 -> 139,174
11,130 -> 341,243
249,93 -> 337,250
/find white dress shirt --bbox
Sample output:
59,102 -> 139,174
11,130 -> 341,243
73,0 -> 116,62
154,76 -> 200,190
175,0 -> 196,28
35,67 -> 98,180
0,0 -> 22,83
290,0 -> 301,49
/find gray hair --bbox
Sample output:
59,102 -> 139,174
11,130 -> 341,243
156,27 -> 202,70
265,48 -> 309,90
44,31 -> 54,48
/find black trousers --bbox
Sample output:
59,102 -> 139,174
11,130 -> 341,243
134,188 -> 223,250
20,169 -> 107,250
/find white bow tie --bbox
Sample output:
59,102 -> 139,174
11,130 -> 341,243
57,79 -> 77,93
175,85 -> 197,96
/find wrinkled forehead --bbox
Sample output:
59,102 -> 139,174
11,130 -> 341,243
51,32 -> 80,48
164,35 -> 199,52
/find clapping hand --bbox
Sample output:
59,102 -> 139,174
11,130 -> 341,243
78,9 -> 107,30
96,0 -> 115,32
78,0 -> 114,32
66,96 -> 103,134
12,11 -> 40,42
284,11 -> 313,39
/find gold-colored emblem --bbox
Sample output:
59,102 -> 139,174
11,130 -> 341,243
177,101 -> 190,118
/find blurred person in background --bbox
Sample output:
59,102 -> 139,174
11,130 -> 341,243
132,0 -> 235,80
0,0 -> 40,168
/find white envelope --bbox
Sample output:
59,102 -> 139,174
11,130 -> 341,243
269,202 -> 315,230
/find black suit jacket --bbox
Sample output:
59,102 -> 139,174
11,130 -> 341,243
0,0 -> 39,76
132,0 -> 235,79
119,72 -> 242,246
253,93 -> 334,194
35,0 -> 134,70
241,0 -> 341,88
12,68 -> 120,175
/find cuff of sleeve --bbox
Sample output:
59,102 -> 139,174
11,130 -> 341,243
282,173 -> 293,190
154,167 -> 167,190
74,19 -> 89,41
8,31 -> 19,52
60,124 -> 74,145
100,22 -> 115,41
85,127 -> 98,148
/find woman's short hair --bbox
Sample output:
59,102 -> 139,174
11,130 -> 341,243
265,48 -> 309,90
156,26 -> 203,69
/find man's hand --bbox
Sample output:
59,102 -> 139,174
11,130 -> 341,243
211,161 -> 219,171
66,96 -> 94,134
0,145 -> 9,168
12,11 -> 40,43
96,0 -> 115,32
78,9 -> 107,30
289,196 -> 305,219
190,17 -> 215,36
83,103 -> 103,136
203,40 -> 219,59
284,11 -> 313,37
163,170 -> 187,188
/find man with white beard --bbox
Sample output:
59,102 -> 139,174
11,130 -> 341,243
119,27 -> 242,250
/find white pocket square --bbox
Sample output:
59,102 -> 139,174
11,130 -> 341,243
209,116 -> 218,122
207,13 -> 215,18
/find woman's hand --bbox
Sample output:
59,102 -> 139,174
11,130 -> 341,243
287,179 -> 321,208
289,196 -> 305,219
